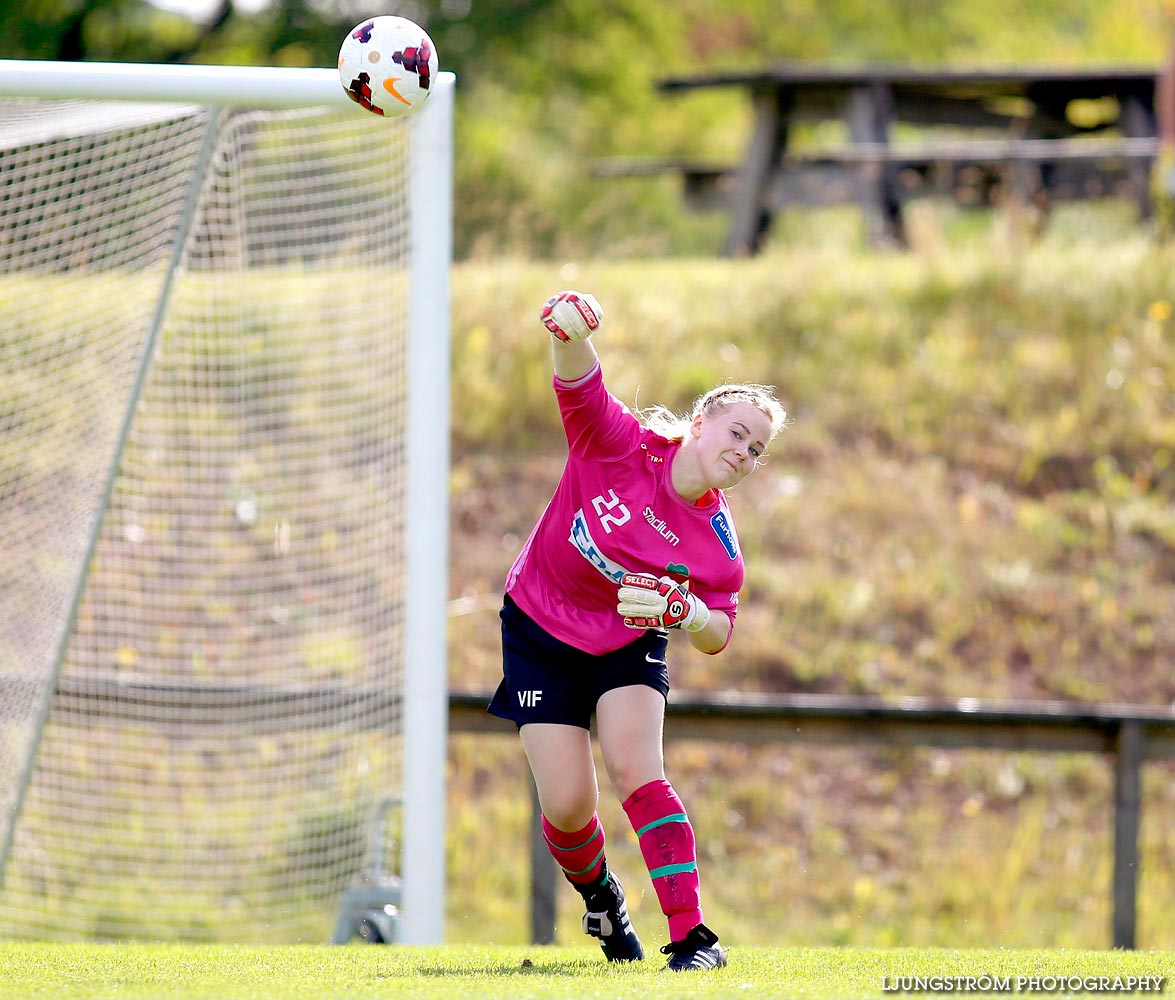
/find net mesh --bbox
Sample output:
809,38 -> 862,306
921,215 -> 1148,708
0,99 -> 413,941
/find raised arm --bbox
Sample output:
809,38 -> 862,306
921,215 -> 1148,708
541,290 -> 602,381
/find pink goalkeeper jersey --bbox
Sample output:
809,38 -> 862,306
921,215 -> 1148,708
505,362 -> 744,655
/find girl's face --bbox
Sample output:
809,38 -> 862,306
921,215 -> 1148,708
689,402 -> 774,490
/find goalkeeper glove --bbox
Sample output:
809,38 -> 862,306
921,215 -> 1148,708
540,290 -> 603,343
617,573 -> 712,632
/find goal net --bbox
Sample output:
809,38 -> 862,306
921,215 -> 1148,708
0,63 -> 452,943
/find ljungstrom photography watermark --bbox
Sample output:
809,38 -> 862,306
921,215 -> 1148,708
881,976 -> 1168,994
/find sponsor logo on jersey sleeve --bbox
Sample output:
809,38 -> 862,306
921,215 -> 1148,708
710,510 -> 739,559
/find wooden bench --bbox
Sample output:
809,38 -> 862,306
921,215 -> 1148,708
596,137 -> 1160,212
597,63 -> 1165,254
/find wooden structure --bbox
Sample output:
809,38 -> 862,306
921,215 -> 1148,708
450,689 -> 1175,950
5,674 -> 1172,948
596,64 -> 1163,254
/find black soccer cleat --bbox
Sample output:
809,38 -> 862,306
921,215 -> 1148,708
661,922 -> 728,971
578,867 -> 645,962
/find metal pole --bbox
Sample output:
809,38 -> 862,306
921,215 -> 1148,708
399,72 -> 455,945
1112,720 -> 1144,948
529,781 -> 557,944
0,60 -> 351,109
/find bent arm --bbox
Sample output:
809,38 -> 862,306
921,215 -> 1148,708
687,608 -> 734,655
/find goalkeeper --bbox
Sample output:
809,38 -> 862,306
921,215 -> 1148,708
487,290 -> 787,972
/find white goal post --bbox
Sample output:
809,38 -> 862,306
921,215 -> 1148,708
0,60 -> 452,944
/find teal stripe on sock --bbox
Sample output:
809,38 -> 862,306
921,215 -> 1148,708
545,826 -> 601,853
649,861 -> 697,880
635,812 -> 688,838
564,844 -> 607,877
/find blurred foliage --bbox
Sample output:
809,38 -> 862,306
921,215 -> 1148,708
448,736 -> 1175,949
1,0 -> 1171,258
1157,146 -> 1175,237
5,177 -> 1175,956
5,2 -> 1175,949
441,231 -> 1175,947
447,228 -> 1175,707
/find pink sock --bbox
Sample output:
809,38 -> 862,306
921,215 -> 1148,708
622,778 -> 703,941
541,813 -> 606,886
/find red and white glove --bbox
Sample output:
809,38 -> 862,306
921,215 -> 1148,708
540,290 -> 603,343
617,573 -> 711,632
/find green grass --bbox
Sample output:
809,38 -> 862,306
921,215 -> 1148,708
1,941 -> 1172,1000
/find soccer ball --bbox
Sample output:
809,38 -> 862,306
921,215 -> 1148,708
338,16 -> 439,118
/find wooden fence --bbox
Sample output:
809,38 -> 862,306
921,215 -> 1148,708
450,689 -> 1175,950
4,676 -> 1172,948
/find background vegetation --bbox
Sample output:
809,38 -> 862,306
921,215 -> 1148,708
2,0 -> 1172,258
444,226 -> 1175,950
6,0 -> 1175,954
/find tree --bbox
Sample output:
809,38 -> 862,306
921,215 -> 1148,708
0,0 -> 236,64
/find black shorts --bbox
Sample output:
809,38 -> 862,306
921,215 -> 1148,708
487,593 -> 670,730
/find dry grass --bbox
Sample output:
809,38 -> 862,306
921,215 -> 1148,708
445,228 -> 1175,948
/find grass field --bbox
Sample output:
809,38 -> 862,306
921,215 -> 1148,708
2,941 -> 1173,1000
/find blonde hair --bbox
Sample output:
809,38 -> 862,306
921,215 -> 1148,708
639,383 -> 789,445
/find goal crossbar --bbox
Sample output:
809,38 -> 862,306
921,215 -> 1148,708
0,59 -> 358,109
